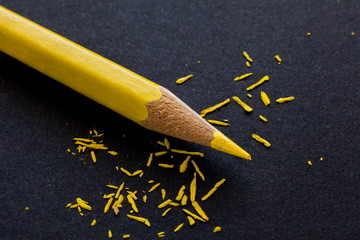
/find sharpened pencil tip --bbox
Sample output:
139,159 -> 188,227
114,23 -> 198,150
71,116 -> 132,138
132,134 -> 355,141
210,131 -> 251,160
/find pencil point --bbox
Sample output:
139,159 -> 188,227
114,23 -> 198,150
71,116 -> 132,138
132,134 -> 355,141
210,131 -> 251,160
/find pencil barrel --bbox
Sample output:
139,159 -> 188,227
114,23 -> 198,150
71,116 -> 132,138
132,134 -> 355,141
0,6 -> 161,123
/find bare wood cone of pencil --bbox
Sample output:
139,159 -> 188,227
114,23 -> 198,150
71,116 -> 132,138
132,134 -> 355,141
0,6 -> 251,159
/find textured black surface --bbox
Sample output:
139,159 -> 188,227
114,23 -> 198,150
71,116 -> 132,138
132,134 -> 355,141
0,1 -> 360,239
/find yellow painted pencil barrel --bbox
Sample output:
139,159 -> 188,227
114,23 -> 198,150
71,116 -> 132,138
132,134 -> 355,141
0,6 -> 161,122
0,6 -> 251,159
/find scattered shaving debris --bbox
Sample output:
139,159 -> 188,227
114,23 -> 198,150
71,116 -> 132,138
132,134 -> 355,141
176,74 -> 194,84
252,134 -> 271,147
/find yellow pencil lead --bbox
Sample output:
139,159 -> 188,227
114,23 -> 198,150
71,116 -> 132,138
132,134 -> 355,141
210,131 -> 251,160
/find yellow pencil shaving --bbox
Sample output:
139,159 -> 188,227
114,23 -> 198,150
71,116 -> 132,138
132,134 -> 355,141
104,198 -> 114,213
246,75 -> 270,91
122,234 -> 131,239
179,156 -> 191,173
144,219 -> 151,227
127,191 -> 138,200
207,120 -> 231,126
115,182 -> 125,199
76,198 -> 88,204
190,173 -> 197,202
187,216 -> 196,226
106,185 -> 119,189
252,134 -> 271,147
157,141 -> 165,146
148,180 -> 154,183
76,199 -> 87,206
181,194 -> 188,206
246,61 -> 251,68
76,146 -> 86,155
69,204 -> 79,209
158,199 -> 172,209
191,161 -> 205,181
146,153 -> 154,167
78,145 -> 86,153
90,219 -> 97,226
88,143 -> 107,149
320,157 -> 324,161
192,201 -> 209,221
73,137 -> 94,143
107,151 -> 118,155
127,214 -> 146,223
260,91 -> 271,106
247,93 -> 252,98
232,96 -> 253,112
171,149 -> 204,157
174,223 -> 185,232
176,74 -> 194,84
161,189 -> 166,200
155,151 -> 168,156
139,172 -> 144,177
90,150 -> 97,163
120,167 -> 132,176
307,160 -> 313,166
113,195 -> 124,208
148,183 -> 161,193
175,185 -> 186,201
131,170 -> 143,177
182,209 -> 206,222
79,212 -> 84,216
276,96 -> 295,103
162,207 -> 172,217
164,137 -> 170,149
158,232 -> 166,237
158,163 -> 174,168
142,194 -> 147,203
103,193 -> 115,199
77,206 -> 82,213
234,73 -> 253,81
76,198 -> 92,210
259,115 -> 268,122
213,226 -> 222,233
108,230 -> 113,239
274,55 -> 282,64
127,194 -> 139,213
65,203 -> 72,208
201,179 -> 226,201
199,98 -> 231,117
91,130 -> 103,137
75,141 -> 108,150
243,51 -> 254,63
307,32 -> 311,36
169,202 -> 180,207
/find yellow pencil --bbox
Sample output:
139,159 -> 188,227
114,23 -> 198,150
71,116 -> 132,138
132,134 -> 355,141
0,6 -> 251,159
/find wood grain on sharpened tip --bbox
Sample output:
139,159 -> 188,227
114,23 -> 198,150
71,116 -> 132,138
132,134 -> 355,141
141,87 -> 251,159
0,6 -> 251,159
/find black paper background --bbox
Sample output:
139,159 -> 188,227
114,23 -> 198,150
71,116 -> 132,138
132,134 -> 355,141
0,1 -> 359,239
